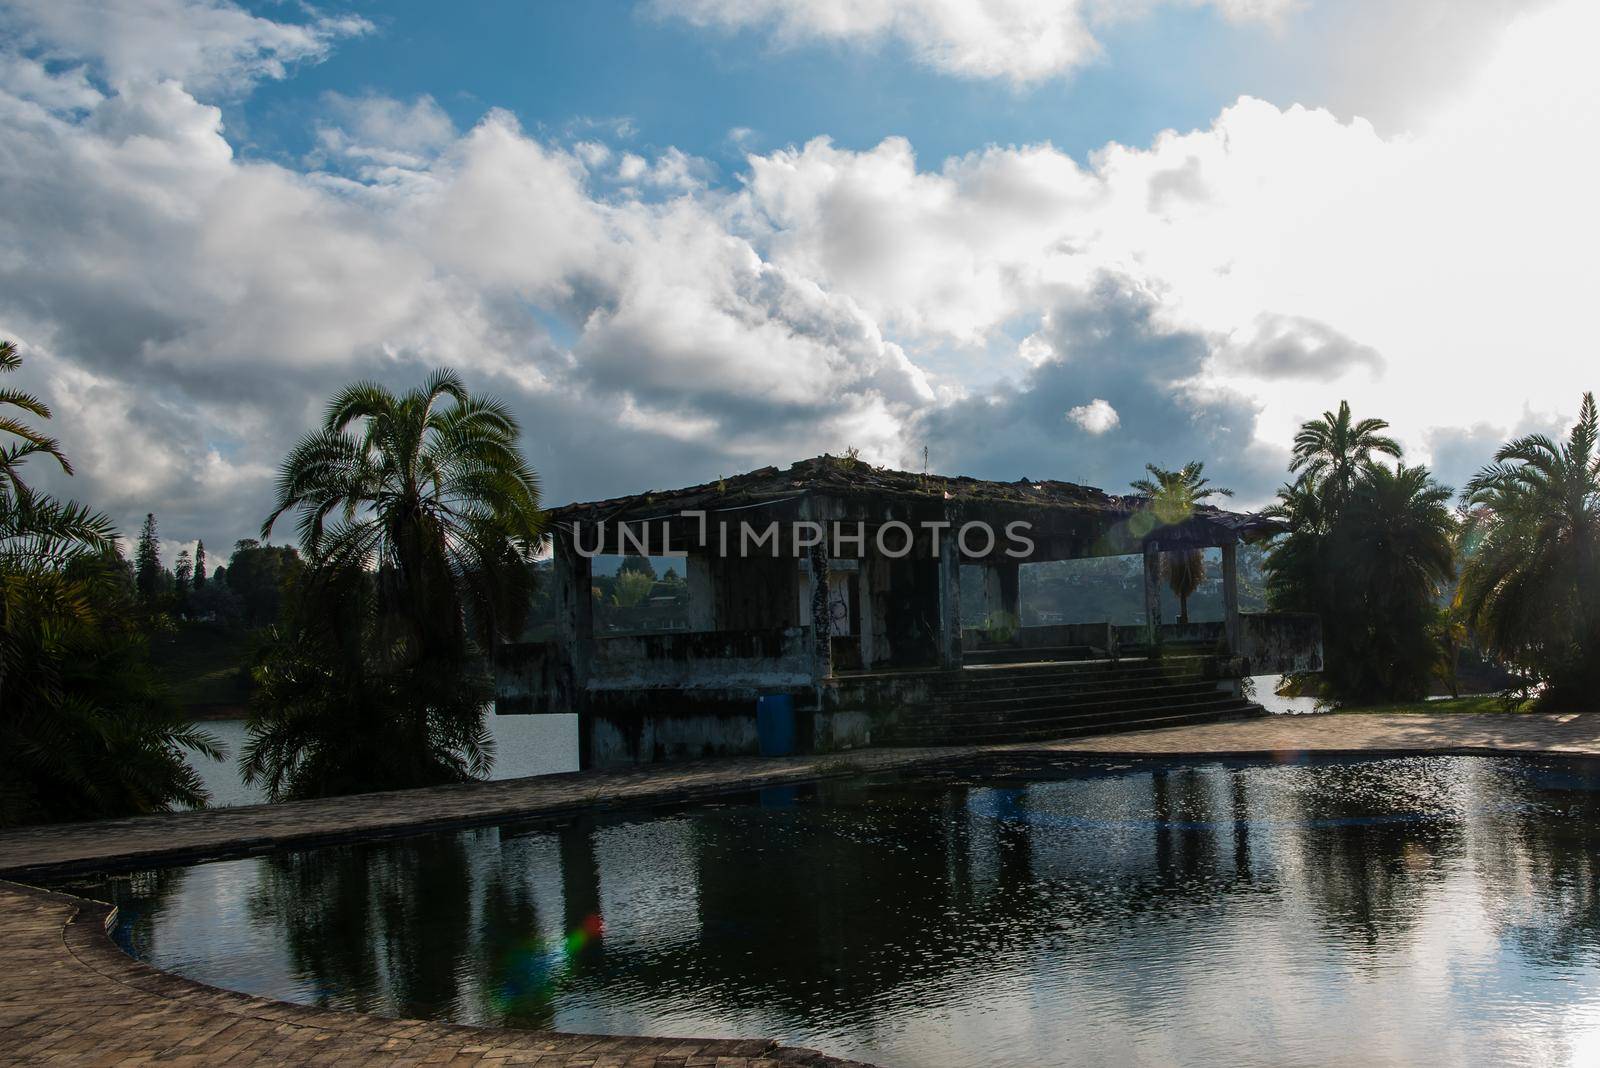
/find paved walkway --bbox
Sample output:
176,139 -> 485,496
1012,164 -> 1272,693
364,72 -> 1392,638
0,880 -> 864,1066
5,711 -> 1600,1066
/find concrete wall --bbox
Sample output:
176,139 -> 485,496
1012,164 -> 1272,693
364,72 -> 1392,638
496,627 -> 813,716
963,621 -> 1115,654
1240,612 -> 1324,674
496,640 -> 568,715
587,692 -> 764,765
588,627 -> 813,690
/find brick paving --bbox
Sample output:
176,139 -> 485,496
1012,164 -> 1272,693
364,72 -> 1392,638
0,880 -> 865,1066
4,711 -> 1600,1066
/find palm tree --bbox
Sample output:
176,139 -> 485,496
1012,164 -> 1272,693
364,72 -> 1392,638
1131,462 -> 1232,624
1290,400 -> 1402,506
0,341 -> 217,825
247,369 -> 546,799
1267,461 -> 1455,703
1459,393 -> 1600,707
0,340 -> 71,500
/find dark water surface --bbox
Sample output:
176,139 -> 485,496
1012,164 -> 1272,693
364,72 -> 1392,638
72,755 -> 1600,1067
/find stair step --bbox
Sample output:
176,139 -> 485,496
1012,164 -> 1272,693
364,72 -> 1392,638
880,698 -> 1262,746
943,678 -> 1218,708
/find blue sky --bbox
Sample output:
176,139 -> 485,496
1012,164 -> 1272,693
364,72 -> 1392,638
233,0 -> 1259,172
0,0 -> 1594,557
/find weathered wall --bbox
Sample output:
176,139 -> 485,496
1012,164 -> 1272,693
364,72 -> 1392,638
587,693 -> 764,765
1240,612 -> 1323,674
495,640 -> 568,715
963,621 -> 1116,654
1158,621 -> 1227,645
588,627 -> 813,690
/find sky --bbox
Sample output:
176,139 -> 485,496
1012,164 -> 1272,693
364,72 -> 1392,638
1,0 -> 1596,563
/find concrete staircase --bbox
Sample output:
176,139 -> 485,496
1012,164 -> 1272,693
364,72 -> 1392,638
878,656 -> 1264,746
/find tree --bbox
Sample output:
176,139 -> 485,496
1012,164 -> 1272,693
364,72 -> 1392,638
1459,393 -> 1600,708
618,554 -> 656,579
1290,400 -> 1402,508
0,342 -> 217,826
245,369 -> 545,800
0,339 -> 71,499
1131,461 -> 1232,624
174,549 -> 193,590
612,570 -> 655,608
224,538 -> 302,627
135,512 -> 162,602
1267,461 -> 1456,703
193,540 -> 207,589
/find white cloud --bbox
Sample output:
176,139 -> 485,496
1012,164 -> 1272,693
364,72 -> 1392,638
3,0 -> 370,95
0,0 -> 1596,551
1066,398 -> 1120,434
649,0 -> 1295,85
314,93 -> 456,171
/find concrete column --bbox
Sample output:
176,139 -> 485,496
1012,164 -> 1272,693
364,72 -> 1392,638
938,512 -> 964,668
554,531 -> 594,647
1221,539 -> 1240,655
858,552 -> 880,669
1142,539 -> 1163,650
809,541 -> 833,682
980,566 -> 1003,622
979,561 -> 1021,627
996,560 -> 1020,622
686,553 -> 716,632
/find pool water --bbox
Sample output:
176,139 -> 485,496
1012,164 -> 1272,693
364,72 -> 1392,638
74,755 -> 1600,1067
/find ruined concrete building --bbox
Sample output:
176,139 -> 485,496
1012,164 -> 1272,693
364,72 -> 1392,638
497,456 -> 1323,767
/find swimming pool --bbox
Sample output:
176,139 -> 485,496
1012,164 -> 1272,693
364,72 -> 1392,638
74,754 -> 1600,1067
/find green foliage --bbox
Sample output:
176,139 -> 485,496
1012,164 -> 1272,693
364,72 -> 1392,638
135,512 -> 163,601
1459,392 -> 1600,709
148,620 -> 257,713
1131,461 -> 1232,624
0,548 -> 220,825
0,339 -> 71,496
224,538 -> 302,627
1267,458 -> 1457,704
0,342 -> 217,826
611,569 -> 655,608
1290,401 -> 1402,505
192,539 -> 207,588
246,369 -> 545,801
242,568 -> 494,801
617,553 -> 657,579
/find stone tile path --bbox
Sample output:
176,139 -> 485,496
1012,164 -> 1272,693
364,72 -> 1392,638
5,711 -> 1600,1066
0,880 -> 864,1066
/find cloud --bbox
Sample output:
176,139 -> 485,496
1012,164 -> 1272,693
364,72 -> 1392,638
648,0 -> 1296,85
0,66 -> 931,549
2,0 -> 370,95
1218,313 -> 1384,381
1065,398 -> 1120,435
1422,407 -> 1571,499
915,276 -> 1284,501
314,93 -> 457,171
0,0 -> 1597,554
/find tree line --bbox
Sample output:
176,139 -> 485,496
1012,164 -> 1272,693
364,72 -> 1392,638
1141,398 -> 1600,708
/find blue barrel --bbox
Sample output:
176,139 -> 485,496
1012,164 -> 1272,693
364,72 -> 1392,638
756,694 -> 796,757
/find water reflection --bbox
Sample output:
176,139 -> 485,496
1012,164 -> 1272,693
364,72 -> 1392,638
75,755 -> 1600,1068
